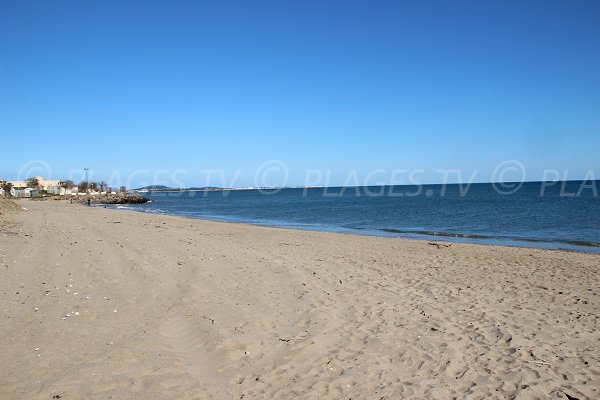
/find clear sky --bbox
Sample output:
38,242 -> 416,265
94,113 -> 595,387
1,0 -> 599,188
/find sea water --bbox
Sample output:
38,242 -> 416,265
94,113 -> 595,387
113,181 -> 600,253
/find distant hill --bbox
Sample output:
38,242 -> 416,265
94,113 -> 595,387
133,185 -> 225,192
133,185 -> 174,191
187,187 -> 223,191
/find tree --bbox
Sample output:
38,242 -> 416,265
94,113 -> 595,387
59,180 -> 75,188
78,181 -> 89,192
25,177 -> 39,188
99,181 -> 108,192
1,182 -> 12,197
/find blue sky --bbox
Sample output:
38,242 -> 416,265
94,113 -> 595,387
1,0 -> 599,188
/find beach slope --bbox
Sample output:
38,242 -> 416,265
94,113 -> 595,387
1,200 -> 598,399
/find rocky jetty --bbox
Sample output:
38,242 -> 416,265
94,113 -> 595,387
74,193 -> 149,205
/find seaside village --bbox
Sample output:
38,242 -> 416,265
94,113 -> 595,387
0,176 -> 125,198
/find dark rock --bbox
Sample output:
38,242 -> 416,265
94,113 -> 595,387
73,193 -> 149,205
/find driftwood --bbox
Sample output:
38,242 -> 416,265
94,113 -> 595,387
428,242 -> 452,249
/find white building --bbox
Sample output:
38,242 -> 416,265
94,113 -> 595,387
47,186 -> 73,195
10,187 -> 34,198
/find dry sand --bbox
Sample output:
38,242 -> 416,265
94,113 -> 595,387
0,197 -> 23,215
1,199 -> 599,399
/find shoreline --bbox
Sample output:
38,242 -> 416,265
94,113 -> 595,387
1,199 -> 599,399
103,202 -> 600,254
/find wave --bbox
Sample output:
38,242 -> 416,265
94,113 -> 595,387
103,205 -> 600,252
382,228 -> 486,239
113,205 -> 167,215
379,228 -> 600,248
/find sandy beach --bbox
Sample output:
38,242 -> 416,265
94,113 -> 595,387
1,198 -> 598,399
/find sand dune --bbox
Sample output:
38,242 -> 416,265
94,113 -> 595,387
1,200 -> 598,399
0,197 -> 22,214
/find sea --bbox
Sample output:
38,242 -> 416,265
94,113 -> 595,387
110,181 -> 600,253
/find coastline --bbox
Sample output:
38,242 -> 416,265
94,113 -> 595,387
1,199 -> 599,399
107,201 -> 600,254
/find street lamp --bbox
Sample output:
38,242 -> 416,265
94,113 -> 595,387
84,168 -> 90,193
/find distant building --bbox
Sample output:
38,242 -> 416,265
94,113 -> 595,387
47,186 -> 75,196
47,186 -> 61,195
9,180 -> 27,188
8,176 -> 62,191
11,187 -> 35,198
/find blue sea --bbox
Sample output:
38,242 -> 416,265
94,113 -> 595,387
112,181 -> 600,253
